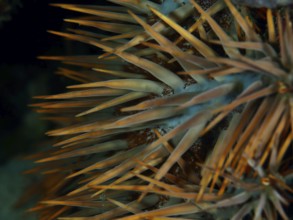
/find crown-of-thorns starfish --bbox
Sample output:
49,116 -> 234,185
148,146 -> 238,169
26,0 -> 292,219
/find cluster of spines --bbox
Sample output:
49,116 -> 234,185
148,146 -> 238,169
26,0 -> 292,219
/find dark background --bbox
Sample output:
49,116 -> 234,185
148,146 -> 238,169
0,1 -> 100,219
0,0 -> 65,163
0,0 -> 107,165
0,0 -> 100,164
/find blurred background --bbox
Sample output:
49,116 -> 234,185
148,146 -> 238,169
0,0 -> 93,219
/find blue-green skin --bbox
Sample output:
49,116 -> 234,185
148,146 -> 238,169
161,0 -> 189,14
